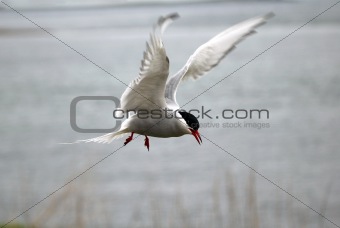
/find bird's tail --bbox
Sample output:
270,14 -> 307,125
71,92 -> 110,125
60,129 -> 129,144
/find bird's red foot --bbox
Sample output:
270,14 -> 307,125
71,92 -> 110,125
144,135 -> 150,151
124,132 -> 134,146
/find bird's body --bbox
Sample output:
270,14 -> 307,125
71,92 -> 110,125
122,112 -> 190,138
73,12 -> 274,150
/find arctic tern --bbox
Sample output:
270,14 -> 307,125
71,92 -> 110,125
73,12 -> 274,150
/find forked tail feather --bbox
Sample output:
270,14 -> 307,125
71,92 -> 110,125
60,129 -> 129,144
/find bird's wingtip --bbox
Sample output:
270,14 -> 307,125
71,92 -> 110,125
155,12 -> 180,35
168,12 -> 180,20
160,12 -> 179,21
157,12 -> 180,26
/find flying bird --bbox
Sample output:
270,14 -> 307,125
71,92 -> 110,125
74,12 -> 274,150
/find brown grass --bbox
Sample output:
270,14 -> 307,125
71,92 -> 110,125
1,170 -> 334,228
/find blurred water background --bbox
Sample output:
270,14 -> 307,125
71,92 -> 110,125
0,0 -> 339,227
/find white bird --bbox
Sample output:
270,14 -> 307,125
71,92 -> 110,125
75,12 -> 274,150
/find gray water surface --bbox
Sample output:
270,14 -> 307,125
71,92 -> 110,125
0,1 -> 339,227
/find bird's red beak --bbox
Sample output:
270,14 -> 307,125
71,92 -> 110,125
190,129 -> 202,145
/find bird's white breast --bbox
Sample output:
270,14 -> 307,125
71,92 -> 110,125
126,113 -> 190,138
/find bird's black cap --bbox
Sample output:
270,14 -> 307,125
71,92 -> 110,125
178,111 -> 200,130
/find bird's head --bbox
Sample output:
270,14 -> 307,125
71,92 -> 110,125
178,111 -> 202,145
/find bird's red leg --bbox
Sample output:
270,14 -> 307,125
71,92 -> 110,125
144,135 -> 150,151
124,132 -> 134,146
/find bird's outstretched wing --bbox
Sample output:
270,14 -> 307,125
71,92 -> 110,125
118,13 -> 179,114
165,13 -> 274,110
